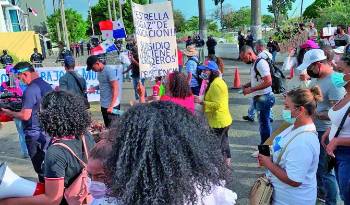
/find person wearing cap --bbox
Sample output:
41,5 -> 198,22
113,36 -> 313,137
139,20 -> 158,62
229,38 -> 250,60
194,61 -> 232,166
86,55 -> 120,128
1,61 -> 52,182
240,45 -> 275,151
30,48 -> 44,68
267,37 -> 280,63
0,50 -> 13,67
297,48 -> 344,205
59,56 -> 88,108
184,45 -> 201,95
56,41 -> 72,63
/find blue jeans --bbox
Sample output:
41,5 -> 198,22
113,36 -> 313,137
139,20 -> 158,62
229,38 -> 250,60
248,98 -> 274,120
14,118 -> 28,156
272,51 -> 277,63
253,93 -> 275,144
335,146 -> 350,205
317,131 -> 338,205
132,77 -> 146,100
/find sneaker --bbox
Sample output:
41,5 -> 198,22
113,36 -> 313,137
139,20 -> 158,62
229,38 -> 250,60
243,116 -> 254,122
251,150 -> 259,158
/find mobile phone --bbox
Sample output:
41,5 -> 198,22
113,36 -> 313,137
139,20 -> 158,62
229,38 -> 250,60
258,145 -> 270,156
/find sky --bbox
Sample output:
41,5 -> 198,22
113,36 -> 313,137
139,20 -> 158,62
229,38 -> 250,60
46,0 -> 315,20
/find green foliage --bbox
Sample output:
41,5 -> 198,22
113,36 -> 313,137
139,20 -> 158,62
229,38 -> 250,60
87,0 -> 147,36
174,9 -> 186,32
183,16 -> 199,31
47,9 -> 88,43
262,15 -> 274,25
268,0 -> 296,27
207,20 -> 219,32
314,0 -> 350,30
303,0 -> 333,19
221,6 -> 251,29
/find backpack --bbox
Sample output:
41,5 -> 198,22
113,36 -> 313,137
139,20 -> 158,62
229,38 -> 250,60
254,58 -> 286,94
187,57 -> 203,86
54,136 -> 92,205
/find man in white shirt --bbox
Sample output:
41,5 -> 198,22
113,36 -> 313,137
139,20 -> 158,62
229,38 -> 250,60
240,45 -> 275,148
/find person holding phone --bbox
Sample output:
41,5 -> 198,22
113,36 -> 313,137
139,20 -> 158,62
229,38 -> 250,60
258,87 -> 323,205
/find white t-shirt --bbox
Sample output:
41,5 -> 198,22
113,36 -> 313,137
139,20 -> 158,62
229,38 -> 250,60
267,124 -> 319,205
308,28 -> 318,39
258,50 -> 272,60
328,100 -> 350,140
250,58 -> 272,96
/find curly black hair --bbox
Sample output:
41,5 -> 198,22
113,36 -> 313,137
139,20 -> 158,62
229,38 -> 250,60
39,90 -> 91,138
106,101 -> 229,205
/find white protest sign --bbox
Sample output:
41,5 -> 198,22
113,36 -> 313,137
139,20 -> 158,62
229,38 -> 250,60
132,1 -> 178,79
0,65 -> 123,103
322,27 -> 337,37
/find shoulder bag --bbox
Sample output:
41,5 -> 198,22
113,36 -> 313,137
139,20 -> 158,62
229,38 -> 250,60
69,72 -> 90,109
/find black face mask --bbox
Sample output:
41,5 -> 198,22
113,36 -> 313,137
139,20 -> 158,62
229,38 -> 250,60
307,65 -> 320,78
245,60 -> 254,64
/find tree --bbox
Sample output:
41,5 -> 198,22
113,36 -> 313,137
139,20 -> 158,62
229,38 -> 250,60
47,8 -> 88,43
268,0 -> 296,27
303,0 -> 333,19
87,0 -> 147,36
213,0 -> 224,29
207,20 -> 219,32
262,15 -> 274,25
183,16 -> 199,31
173,9 -> 186,32
314,0 -> 350,30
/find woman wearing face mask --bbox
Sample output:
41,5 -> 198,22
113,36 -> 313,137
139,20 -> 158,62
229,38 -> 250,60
194,61 -> 232,167
322,54 -> 350,205
258,87 -> 323,205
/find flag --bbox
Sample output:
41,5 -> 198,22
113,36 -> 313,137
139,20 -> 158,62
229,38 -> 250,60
99,20 -> 126,39
113,19 -> 126,39
28,7 -> 37,16
91,40 -> 118,55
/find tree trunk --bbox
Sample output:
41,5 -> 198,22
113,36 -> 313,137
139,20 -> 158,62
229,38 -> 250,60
198,0 -> 207,40
220,1 -> 223,30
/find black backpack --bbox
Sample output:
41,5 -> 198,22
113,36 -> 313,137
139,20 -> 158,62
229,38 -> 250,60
254,58 -> 286,94
187,57 -> 203,86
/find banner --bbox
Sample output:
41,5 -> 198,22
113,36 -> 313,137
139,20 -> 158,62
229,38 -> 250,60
0,65 -> 123,102
132,1 -> 178,79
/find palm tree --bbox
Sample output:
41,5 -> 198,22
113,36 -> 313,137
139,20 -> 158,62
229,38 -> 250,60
214,0 -> 224,30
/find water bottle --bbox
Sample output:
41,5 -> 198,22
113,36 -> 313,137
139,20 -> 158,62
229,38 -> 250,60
112,108 -> 124,116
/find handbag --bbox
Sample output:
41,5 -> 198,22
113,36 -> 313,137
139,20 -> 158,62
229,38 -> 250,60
249,130 -> 316,205
54,136 -> 92,205
69,72 -> 90,109
326,106 -> 350,172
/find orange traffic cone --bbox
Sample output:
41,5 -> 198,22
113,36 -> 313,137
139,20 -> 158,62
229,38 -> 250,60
288,67 -> 294,79
232,67 -> 241,89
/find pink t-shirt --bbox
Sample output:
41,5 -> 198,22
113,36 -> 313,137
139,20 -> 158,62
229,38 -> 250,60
161,95 -> 195,113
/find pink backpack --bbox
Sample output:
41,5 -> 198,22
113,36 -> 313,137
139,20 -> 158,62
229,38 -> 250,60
54,136 -> 92,205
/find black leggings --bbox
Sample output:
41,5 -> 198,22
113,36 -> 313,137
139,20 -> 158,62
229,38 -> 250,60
213,126 -> 231,158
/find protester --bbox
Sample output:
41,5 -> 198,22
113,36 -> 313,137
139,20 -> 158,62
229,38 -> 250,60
237,31 -> 246,60
30,48 -> 44,68
56,41 -> 72,63
1,62 -> 52,182
240,45 -> 275,156
243,40 -> 273,123
122,47 -> 146,100
184,45 -> 201,95
0,50 -> 13,67
334,25 -> 350,47
86,55 -> 120,128
258,87 -> 323,205
139,71 -> 194,113
321,54 -> 350,205
46,40 -> 53,56
194,61 -> 233,166
308,22 -> 318,40
106,101 -> 237,204
0,65 -> 28,158
177,47 -> 183,73
80,41 -> 84,56
59,56 -> 88,108
0,91 -> 95,205
206,36 -> 217,55
267,37 -> 280,63
87,140 -> 120,205
87,42 -> 92,55
321,45 -> 336,68
185,35 -> 193,47
297,49 -> 345,204
246,31 -> 254,48
75,43 -> 80,58
205,54 -> 225,76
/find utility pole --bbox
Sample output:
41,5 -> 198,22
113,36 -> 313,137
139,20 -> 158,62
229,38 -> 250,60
119,0 -> 124,23
198,0 -> 207,40
89,1 -> 95,36
107,0 -> 112,20
60,0 -> 69,48
251,0 -> 262,40
112,0 -> 117,21
53,0 -> 62,41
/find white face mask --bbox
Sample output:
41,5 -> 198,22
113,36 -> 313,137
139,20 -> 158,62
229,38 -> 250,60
89,180 -> 107,199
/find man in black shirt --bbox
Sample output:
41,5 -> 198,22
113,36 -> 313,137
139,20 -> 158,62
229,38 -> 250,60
30,48 -> 44,67
206,36 -> 217,55
0,50 -> 13,68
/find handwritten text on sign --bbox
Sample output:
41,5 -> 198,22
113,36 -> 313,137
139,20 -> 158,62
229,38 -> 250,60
132,1 -> 178,79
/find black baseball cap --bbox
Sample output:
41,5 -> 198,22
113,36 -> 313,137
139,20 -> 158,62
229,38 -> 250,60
86,55 -> 99,71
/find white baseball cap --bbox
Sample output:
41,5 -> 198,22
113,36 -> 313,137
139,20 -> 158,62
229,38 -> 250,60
296,49 -> 327,71
333,46 -> 345,54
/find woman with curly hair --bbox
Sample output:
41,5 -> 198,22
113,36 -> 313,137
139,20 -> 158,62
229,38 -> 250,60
106,101 -> 237,205
139,71 -> 195,113
194,61 -> 233,167
0,91 -> 95,205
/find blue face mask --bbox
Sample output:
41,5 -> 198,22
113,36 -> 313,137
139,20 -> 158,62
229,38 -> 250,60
282,109 -> 296,124
331,72 -> 350,88
200,72 -> 209,80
